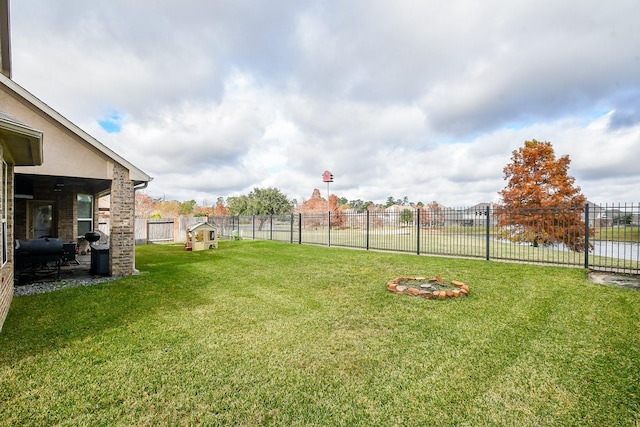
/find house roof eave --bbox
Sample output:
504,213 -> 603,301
0,73 -> 151,182
0,111 -> 43,166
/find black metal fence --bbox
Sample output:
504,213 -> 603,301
206,203 -> 640,274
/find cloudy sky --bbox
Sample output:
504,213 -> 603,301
9,0 -> 640,207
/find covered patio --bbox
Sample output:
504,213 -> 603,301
1,73 -> 152,278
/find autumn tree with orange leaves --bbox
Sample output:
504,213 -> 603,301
498,140 -> 592,252
328,194 -> 346,229
298,189 -> 326,229
416,205 -> 428,226
134,192 -> 155,218
213,200 -> 229,216
427,201 -> 445,226
299,189 -> 346,229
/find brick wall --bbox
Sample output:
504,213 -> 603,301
0,274 -> 11,332
109,163 -> 135,277
0,155 -> 14,331
13,198 -> 26,240
12,181 -> 89,242
56,187 -> 75,242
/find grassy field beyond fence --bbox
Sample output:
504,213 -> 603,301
2,241 -> 639,425
213,207 -> 640,274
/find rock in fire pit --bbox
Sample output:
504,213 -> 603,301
387,276 -> 470,300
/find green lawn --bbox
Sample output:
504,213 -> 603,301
2,241 -> 639,426
595,226 -> 640,242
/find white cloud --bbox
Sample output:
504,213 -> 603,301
8,0 -> 640,207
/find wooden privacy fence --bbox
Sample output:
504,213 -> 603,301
134,217 -> 206,244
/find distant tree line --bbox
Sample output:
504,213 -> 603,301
135,139 -> 590,252
136,188 -> 430,219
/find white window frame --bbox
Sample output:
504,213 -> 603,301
77,194 -> 94,237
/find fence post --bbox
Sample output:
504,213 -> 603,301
328,211 -> 331,247
290,214 -> 294,244
366,210 -> 370,250
486,205 -> 491,260
584,203 -> 590,269
416,208 -> 421,255
252,215 -> 255,240
270,215 -> 273,240
298,213 -> 302,244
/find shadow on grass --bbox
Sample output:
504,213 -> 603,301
1,244 -> 223,365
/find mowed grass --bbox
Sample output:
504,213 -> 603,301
1,241 -> 639,426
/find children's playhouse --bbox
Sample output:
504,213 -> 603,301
185,222 -> 218,251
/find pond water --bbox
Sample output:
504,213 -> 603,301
564,241 -> 639,261
486,237 -> 639,262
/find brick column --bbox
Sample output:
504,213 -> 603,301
109,163 -> 135,277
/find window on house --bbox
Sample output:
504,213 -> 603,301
77,194 -> 93,236
1,160 -> 7,266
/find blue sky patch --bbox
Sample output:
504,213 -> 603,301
98,111 -> 123,133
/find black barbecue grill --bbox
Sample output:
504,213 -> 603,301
85,231 -> 109,276
15,237 -> 64,280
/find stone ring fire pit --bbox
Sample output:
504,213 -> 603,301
387,276 -> 470,300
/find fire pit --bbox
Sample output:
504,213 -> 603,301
387,276 -> 470,299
